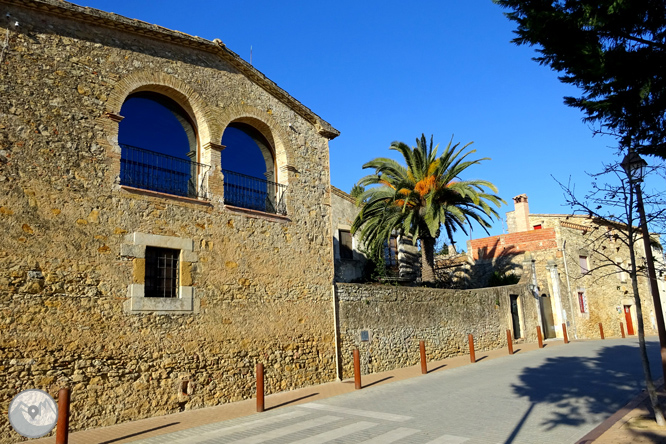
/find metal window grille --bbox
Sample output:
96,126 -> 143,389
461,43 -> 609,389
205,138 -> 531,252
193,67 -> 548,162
222,169 -> 287,215
339,230 -> 353,259
120,144 -> 211,199
384,237 -> 398,267
145,247 -> 179,298
578,291 -> 588,313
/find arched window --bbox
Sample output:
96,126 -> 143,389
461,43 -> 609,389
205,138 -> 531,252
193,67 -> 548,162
119,92 -> 205,198
221,122 -> 286,214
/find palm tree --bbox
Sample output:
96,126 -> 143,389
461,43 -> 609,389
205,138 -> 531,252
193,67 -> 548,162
352,134 -> 504,284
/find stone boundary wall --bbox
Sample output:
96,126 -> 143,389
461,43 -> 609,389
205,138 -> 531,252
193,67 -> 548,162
335,281 -> 540,378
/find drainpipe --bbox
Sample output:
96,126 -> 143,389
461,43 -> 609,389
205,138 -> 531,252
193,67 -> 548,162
531,259 -> 544,331
332,284 -> 343,381
547,260 -> 564,337
561,240 -> 578,339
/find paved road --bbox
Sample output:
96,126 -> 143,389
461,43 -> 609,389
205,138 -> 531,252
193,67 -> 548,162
131,337 -> 661,444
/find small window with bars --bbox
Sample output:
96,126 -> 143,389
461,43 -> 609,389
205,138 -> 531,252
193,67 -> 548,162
384,237 -> 398,268
339,229 -> 354,260
578,291 -> 588,313
145,247 -> 180,298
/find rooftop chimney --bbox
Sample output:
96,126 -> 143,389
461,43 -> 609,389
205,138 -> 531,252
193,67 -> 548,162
513,194 -> 530,232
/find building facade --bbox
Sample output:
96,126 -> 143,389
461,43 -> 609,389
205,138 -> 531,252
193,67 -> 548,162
0,0 -> 339,440
468,194 -> 665,341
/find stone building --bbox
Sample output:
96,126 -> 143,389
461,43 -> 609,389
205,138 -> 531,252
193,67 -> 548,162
330,186 -> 419,283
467,194 -> 666,342
0,0 -> 340,440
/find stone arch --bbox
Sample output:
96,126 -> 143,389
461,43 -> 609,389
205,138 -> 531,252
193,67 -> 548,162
217,104 -> 295,185
106,70 -> 214,156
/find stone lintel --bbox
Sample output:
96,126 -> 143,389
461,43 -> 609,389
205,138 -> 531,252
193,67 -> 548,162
124,232 -> 194,251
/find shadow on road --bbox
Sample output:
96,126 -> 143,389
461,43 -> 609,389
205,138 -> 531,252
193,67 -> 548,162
98,422 -> 180,444
504,341 -> 660,443
267,392 -> 319,410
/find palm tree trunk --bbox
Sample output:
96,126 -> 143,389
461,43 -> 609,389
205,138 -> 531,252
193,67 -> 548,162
420,235 -> 436,284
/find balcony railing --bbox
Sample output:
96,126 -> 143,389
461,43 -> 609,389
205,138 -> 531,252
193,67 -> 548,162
222,169 -> 287,215
120,144 -> 210,199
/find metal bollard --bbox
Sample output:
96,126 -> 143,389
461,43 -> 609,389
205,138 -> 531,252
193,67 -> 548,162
468,334 -> 476,363
419,340 -> 427,374
506,329 -> 514,355
599,322 -> 605,340
620,322 -> 626,338
353,349 -> 362,390
55,387 -> 70,444
537,326 -> 544,348
562,323 -> 569,344
256,363 -> 264,413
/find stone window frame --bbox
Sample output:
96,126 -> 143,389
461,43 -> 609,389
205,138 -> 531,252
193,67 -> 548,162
578,255 -> 589,275
616,257 -> 628,283
577,289 -> 589,315
121,232 -> 199,314
337,227 -> 354,260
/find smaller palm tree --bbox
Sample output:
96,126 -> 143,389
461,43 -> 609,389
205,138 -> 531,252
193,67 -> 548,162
352,134 -> 504,283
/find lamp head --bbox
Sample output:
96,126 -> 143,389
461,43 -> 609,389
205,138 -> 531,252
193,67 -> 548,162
621,149 -> 647,184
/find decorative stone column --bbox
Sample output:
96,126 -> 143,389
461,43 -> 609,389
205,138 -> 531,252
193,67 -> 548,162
201,142 -> 225,207
547,259 -> 565,337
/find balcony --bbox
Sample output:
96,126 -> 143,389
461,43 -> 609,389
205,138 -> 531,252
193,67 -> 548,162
119,144 -> 210,199
222,169 -> 287,215
119,145 -> 287,215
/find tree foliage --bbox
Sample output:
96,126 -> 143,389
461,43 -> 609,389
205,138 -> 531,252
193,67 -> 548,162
349,184 -> 365,206
495,0 -> 666,158
351,134 -> 503,283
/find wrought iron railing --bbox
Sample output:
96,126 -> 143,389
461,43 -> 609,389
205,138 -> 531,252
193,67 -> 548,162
120,144 -> 210,199
222,169 -> 287,215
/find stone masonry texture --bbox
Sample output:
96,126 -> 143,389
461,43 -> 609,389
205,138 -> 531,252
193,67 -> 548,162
335,280 -> 541,379
471,212 -> 662,342
0,1 -> 339,441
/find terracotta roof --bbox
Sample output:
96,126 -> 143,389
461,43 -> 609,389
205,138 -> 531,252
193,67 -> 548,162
330,186 -> 356,204
4,0 -> 339,140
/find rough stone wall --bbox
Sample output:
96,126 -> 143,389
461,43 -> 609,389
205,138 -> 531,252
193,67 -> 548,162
553,220 -> 659,340
335,281 -> 539,378
470,213 -> 660,342
0,2 -> 337,442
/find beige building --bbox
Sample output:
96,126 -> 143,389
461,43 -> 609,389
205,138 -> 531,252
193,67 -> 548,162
330,186 -> 419,283
0,0 -> 339,440
468,194 -> 665,341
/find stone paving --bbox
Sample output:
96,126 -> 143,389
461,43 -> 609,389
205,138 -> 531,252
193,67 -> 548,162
29,337 -> 666,443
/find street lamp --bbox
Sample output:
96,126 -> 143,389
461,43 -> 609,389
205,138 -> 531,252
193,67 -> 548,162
621,149 -> 666,380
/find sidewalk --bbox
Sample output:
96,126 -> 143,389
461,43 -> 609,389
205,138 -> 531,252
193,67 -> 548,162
30,338 -> 666,444
578,379 -> 666,444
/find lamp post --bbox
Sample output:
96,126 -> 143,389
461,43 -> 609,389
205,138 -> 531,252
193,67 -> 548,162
621,149 -> 666,380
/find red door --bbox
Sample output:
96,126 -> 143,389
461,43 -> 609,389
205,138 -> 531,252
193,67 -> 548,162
624,305 -> 635,335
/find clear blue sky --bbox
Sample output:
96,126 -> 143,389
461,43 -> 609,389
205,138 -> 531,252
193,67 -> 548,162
76,0 -> 661,249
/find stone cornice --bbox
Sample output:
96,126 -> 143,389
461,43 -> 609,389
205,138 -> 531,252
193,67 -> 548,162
3,0 -> 340,140
560,221 -> 590,232
330,186 -> 356,205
